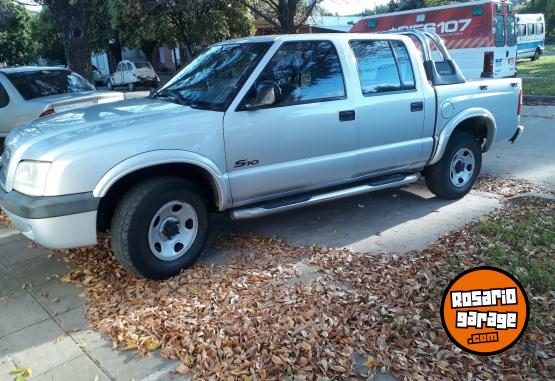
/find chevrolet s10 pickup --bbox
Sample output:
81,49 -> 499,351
0,31 -> 523,279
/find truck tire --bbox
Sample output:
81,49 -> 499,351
531,49 -> 540,61
128,82 -> 136,92
111,177 -> 209,280
424,132 -> 482,200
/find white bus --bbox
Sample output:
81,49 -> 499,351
516,13 -> 545,61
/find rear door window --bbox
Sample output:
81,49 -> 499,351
495,15 -> 506,47
528,23 -> 535,35
350,40 -> 402,95
507,16 -> 516,47
537,23 -> 544,34
0,82 -> 9,108
390,40 -> 415,89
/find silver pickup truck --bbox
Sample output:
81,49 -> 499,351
0,31 -> 523,279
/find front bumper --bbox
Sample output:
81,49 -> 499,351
0,189 -> 99,249
509,125 -> 524,144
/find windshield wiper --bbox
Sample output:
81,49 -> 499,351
152,89 -> 219,111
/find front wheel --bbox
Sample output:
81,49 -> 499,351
106,78 -> 114,90
111,177 -> 209,280
128,82 -> 136,92
531,49 -> 541,61
424,132 -> 482,200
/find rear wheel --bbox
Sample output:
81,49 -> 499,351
531,49 -> 541,61
128,82 -> 136,92
424,132 -> 482,199
111,177 -> 209,280
106,78 -> 114,90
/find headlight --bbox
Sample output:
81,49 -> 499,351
13,161 -> 51,196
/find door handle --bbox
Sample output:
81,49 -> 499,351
480,85 -> 488,90
339,110 -> 355,122
410,102 -> 424,112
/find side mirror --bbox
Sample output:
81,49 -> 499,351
245,81 -> 281,110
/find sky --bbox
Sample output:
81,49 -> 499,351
320,0 -> 390,16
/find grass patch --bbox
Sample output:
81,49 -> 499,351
517,52 -> 555,96
472,197 -> 555,328
522,77 -> 555,96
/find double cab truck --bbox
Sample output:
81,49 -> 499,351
0,31 -> 523,279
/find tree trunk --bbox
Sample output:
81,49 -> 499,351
184,41 -> 194,63
62,32 -> 93,81
45,0 -> 93,81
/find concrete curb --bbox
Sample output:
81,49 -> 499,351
523,95 -> 555,105
509,192 -> 555,201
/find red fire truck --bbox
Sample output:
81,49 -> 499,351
350,0 -> 517,79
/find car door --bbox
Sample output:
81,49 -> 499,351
349,39 -> 426,177
223,40 -> 357,205
124,62 -> 134,84
0,79 -> 12,136
113,63 -> 123,85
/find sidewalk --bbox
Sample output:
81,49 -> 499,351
0,233 -> 182,381
0,184 -> 502,381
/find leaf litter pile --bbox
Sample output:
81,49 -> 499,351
59,197 -> 554,380
0,209 -> 11,227
475,175 -> 551,197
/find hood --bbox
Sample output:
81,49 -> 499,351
5,98 -> 215,161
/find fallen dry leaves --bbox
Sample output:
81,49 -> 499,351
58,197 -> 555,380
475,175 -> 551,197
0,210 -> 10,226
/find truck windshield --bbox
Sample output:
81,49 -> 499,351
154,42 -> 271,111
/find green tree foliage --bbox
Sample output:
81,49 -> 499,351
520,0 -> 555,38
238,0 -> 321,33
30,7 -> 65,64
131,0 -> 254,60
0,0 -> 34,65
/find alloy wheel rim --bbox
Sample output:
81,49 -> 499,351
148,201 -> 198,261
449,148 -> 475,188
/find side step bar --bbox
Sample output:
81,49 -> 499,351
231,172 -> 421,220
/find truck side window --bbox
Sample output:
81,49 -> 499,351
390,41 -> 415,90
495,15 -> 506,47
255,41 -> 345,106
527,23 -> 535,35
350,40 -> 402,95
517,23 -> 526,36
537,23 -> 544,34
0,83 -> 9,108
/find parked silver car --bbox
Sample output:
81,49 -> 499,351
0,67 -> 124,137
0,32 -> 523,279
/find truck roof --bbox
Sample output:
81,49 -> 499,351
221,33 -> 409,45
